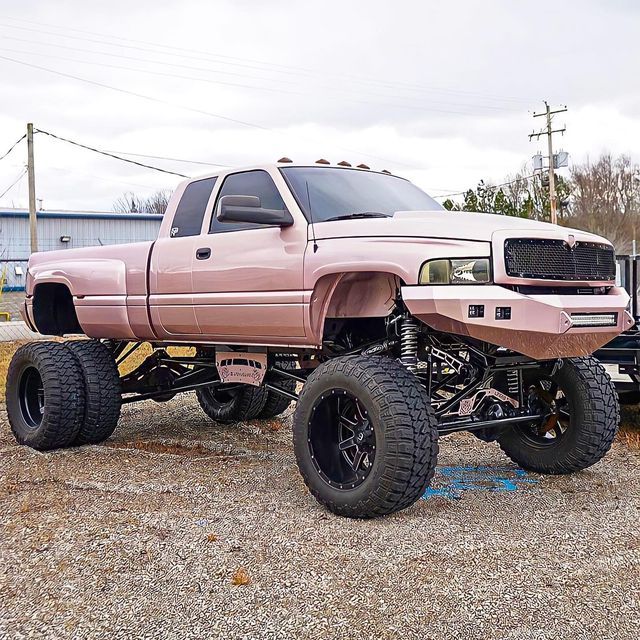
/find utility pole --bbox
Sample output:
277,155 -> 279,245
27,122 -> 38,253
529,102 -> 567,224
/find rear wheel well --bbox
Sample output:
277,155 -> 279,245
32,283 -> 81,336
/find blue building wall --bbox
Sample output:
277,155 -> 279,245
0,209 -> 163,290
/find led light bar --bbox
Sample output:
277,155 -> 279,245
570,313 -> 617,328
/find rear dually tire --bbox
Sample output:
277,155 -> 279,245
65,339 -> 122,445
6,341 -> 86,450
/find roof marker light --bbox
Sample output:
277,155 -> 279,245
315,158 -> 330,164
381,169 -> 391,175
357,163 -> 370,169
278,157 -> 293,163
337,160 -> 352,167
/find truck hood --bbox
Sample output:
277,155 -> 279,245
312,210 -> 608,244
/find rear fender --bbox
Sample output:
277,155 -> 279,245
28,258 -> 134,338
28,259 -> 128,297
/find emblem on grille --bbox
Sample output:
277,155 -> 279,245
565,234 -> 577,250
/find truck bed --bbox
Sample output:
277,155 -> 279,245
24,242 -> 155,340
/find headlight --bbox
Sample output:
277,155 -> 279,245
419,258 -> 491,284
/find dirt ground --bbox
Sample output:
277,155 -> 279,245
1,385 -> 639,640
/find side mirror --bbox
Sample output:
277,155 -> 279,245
217,194 -> 294,227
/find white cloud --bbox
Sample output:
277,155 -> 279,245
0,0 -> 639,210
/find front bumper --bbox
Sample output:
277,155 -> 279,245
401,285 -> 633,359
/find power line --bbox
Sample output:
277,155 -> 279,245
0,167 -> 27,199
48,165 -> 164,190
0,54 -> 273,134
0,133 -> 26,162
0,45 -> 306,98
105,151 -> 230,168
0,39 -> 520,116
0,54 -> 429,169
0,18 -> 532,106
433,173 -> 538,199
0,34 -> 300,89
34,129 -> 190,178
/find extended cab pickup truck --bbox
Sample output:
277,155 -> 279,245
6,162 -> 633,518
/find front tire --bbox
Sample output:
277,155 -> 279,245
6,342 -> 86,450
497,357 -> 619,474
293,355 -> 439,519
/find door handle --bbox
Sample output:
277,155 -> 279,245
196,247 -> 211,260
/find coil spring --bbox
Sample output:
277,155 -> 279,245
400,317 -> 419,375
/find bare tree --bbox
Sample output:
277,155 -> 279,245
567,155 -> 640,253
113,190 -> 171,215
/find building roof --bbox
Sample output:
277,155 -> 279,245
0,208 -> 163,221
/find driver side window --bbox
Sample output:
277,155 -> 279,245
209,170 -> 286,233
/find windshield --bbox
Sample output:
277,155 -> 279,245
280,167 -> 443,222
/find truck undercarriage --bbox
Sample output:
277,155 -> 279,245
111,310 -> 564,442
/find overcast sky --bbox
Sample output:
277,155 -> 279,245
0,0 -> 639,211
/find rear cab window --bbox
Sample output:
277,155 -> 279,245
209,170 -> 286,233
170,177 -> 217,238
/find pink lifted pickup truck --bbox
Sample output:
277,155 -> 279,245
6,162 -> 633,518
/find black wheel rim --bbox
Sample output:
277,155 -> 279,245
308,389 -> 376,490
519,378 -> 571,446
18,366 -> 44,429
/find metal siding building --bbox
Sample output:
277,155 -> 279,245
0,209 -> 162,290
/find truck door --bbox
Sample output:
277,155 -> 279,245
149,177 -> 217,337
191,169 -> 307,343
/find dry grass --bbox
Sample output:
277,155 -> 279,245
619,406 -> 640,449
231,568 -> 251,586
1,339 -> 639,449
117,343 -> 195,375
262,417 -> 288,432
618,427 -> 640,449
106,439 -> 218,457
0,340 -> 28,393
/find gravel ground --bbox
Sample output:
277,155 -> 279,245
1,393 -> 639,640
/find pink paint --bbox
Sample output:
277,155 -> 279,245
22,163 -> 630,359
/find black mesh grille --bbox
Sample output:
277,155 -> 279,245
504,238 -> 616,281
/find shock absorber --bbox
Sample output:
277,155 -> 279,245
400,316 -> 419,375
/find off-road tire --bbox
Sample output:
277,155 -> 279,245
65,340 -> 122,445
196,384 -> 268,424
258,358 -> 297,419
293,355 -> 439,518
6,341 -> 86,450
497,357 -> 619,474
